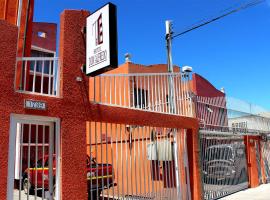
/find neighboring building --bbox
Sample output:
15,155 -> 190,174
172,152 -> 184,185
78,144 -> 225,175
87,59 -> 227,197
31,22 -> 57,57
27,22 -> 58,95
192,73 -> 228,130
229,114 -> 270,132
88,61 -> 185,197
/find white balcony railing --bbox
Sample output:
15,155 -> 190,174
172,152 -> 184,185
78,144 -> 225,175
90,72 -> 194,117
16,57 -> 60,97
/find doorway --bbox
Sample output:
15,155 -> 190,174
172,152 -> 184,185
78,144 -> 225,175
7,114 -> 60,200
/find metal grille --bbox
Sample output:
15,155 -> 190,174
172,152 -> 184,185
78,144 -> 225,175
86,122 -> 191,200
89,73 -> 194,117
12,121 -> 57,200
199,130 -> 248,200
16,57 -> 60,97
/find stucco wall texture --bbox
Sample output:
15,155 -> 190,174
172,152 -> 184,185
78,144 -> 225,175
0,19 -> 18,200
0,10 -> 91,199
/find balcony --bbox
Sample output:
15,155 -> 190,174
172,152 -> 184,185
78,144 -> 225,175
89,72 -> 194,117
16,57 -> 60,97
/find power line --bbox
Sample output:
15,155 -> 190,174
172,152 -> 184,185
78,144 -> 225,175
172,0 -> 265,39
182,0 -> 248,32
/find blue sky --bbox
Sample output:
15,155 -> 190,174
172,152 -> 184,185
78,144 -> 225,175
34,0 -> 270,110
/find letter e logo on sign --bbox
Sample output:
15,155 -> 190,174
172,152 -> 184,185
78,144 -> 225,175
86,3 -> 118,76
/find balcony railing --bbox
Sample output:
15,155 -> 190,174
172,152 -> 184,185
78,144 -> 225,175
90,72 -> 194,117
16,57 -> 60,97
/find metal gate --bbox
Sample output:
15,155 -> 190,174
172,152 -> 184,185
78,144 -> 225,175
86,122 -> 191,200
254,140 -> 263,184
261,140 -> 270,183
8,115 -> 60,200
199,130 -> 249,200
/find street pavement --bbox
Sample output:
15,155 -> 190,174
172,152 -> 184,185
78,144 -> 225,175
13,189 -> 46,200
220,184 -> 270,200
14,184 -> 270,200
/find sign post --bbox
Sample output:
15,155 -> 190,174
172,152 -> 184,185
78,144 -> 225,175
86,3 -> 118,76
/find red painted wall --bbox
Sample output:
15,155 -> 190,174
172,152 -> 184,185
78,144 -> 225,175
0,0 -> 35,89
244,136 -> 262,188
0,0 -> 18,24
0,19 -> 18,199
0,10 -> 91,199
0,0 -> 34,57
192,73 -> 225,97
32,22 -> 57,52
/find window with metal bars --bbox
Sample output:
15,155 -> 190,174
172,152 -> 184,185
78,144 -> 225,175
134,88 -> 148,109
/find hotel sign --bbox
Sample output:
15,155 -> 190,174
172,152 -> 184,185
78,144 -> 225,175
24,100 -> 47,110
86,3 -> 118,76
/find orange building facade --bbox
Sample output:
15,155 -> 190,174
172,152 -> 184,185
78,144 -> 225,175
87,62 -> 195,199
1,1 -> 268,200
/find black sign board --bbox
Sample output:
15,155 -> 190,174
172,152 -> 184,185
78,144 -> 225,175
86,3 -> 118,76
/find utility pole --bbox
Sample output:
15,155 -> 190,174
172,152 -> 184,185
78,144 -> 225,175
165,20 -> 182,200
166,20 -> 173,73
165,20 -> 175,113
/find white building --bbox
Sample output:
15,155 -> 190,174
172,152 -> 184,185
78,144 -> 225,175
228,112 -> 270,132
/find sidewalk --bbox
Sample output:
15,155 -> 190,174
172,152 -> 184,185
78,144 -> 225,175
220,184 -> 270,200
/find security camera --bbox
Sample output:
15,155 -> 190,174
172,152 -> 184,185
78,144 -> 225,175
182,66 -> 193,73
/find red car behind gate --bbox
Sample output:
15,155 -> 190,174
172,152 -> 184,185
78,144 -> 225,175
22,154 -> 115,199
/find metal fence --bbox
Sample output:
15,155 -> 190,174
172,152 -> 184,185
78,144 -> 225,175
195,96 -> 270,199
16,57 -> 60,97
89,73 -> 194,117
195,96 -> 228,131
199,130 -> 249,200
195,96 -> 270,132
86,122 -> 191,200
